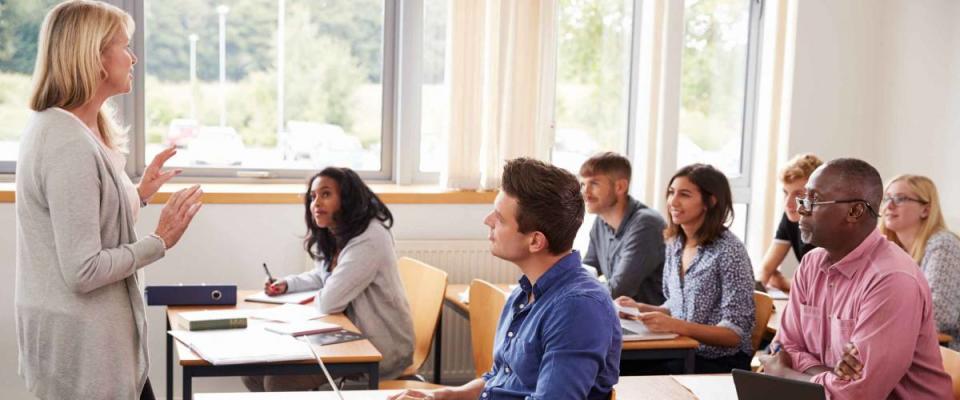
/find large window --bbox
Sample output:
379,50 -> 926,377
418,0 -> 448,174
677,0 -> 759,180
552,0 -> 636,173
678,0 -> 761,242
0,0 -> 62,165
143,0 -> 390,177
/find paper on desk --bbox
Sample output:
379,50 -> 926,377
247,303 -> 328,323
245,290 -> 316,305
614,303 -> 640,317
169,326 -> 314,365
766,287 -> 789,300
672,374 -> 737,400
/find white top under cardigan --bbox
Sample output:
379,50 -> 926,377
15,108 -> 165,399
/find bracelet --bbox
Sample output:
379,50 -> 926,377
149,233 -> 167,250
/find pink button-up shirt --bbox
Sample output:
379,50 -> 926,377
777,230 -> 953,399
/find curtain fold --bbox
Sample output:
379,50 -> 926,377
444,0 -> 556,190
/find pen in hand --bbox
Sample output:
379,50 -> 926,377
262,262 -> 275,283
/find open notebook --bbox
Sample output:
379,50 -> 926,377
169,324 -> 314,365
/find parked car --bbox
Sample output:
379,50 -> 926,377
165,118 -> 198,148
280,121 -> 343,161
187,126 -> 244,166
280,120 -> 365,169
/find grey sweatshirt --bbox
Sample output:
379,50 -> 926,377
283,220 -> 415,379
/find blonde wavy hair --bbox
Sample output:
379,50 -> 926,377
779,153 -> 823,184
879,174 -> 956,263
29,0 -> 133,150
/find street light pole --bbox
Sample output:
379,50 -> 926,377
189,33 -> 198,121
277,0 -> 285,138
216,4 -> 229,127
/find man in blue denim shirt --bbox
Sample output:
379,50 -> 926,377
391,158 -> 621,400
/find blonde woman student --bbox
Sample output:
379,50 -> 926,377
16,1 -> 202,398
880,174 -> 960,350
757,154 -> 822,292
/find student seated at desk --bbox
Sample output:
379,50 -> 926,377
758,154 -> 823,292
391,158 -> 621,400
879,174 -> 960,350
616,164 -> 755,374
759,159 -> 953,399
579,152 -> 667,305
242,167 -> 414,391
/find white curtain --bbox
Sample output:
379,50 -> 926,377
745,0 -> 800,262
444,0 -> 557,190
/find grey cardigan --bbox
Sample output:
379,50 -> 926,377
15,108 -> 165,399
284,220 -> 415,379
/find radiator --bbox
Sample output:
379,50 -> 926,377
395,240 -> 520,384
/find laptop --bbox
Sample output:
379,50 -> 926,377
732,369 -> 826,400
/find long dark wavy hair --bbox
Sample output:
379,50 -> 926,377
303,167 -> 393,265
663,163 -> 733,246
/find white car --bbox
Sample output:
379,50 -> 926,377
188,126 -> 245,166
280,121 -> 365,169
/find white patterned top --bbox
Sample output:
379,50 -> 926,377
920,229 -> 960,350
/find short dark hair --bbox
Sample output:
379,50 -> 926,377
579,152 -> 632,182
304,167 -> 393,263
821,158 -> 883,221
501,158 -> 584,255
664,164 -> 734,245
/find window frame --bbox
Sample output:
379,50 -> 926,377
120,0 -> 399,182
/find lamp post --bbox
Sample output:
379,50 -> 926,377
277,0 -> 285,138
189,33 -> 198,121
216,4 -> 229,127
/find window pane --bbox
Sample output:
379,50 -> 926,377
731,203 -> 748,242
0,0 -> 63,163
144,0 -> 384,171
419,0 -> 448,173
553,0 -> 633,173
677,0 -> 751,177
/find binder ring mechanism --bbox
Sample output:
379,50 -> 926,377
211,290 -> 223,301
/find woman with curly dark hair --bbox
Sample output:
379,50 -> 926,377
243,167 -> 414,391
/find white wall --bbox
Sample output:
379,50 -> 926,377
0,202 -> 493,399
873,0 -> 960,228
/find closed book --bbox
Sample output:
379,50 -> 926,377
177,310 -> 248,331
264,320 -> 341,336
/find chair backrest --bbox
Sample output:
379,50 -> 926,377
397,257 -> 449,377
469,279 -> 508,378
751,291 -> 775,351
941,346 -> 960,400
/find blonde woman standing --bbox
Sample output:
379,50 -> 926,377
880,175 -> 960,350
16,1 -> 202,398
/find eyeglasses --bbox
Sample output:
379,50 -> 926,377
882,195 -> 928,207
796,196 -> 880,218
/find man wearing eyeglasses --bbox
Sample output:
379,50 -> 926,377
759,158 -> 952,399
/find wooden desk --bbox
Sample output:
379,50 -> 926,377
195,375 -> 736,399
165,290 -> 382,400
440,283 -> 701,380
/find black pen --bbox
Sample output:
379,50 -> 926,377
262,262 -> 275,283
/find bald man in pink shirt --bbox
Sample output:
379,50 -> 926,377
760,158 -> 953,399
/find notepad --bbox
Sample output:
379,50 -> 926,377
264,320 -> 341,336
245,290 -> 315,305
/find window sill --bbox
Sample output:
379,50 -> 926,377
0,182 -> 496,205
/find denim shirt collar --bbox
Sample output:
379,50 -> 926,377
518,250 -> 582,299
